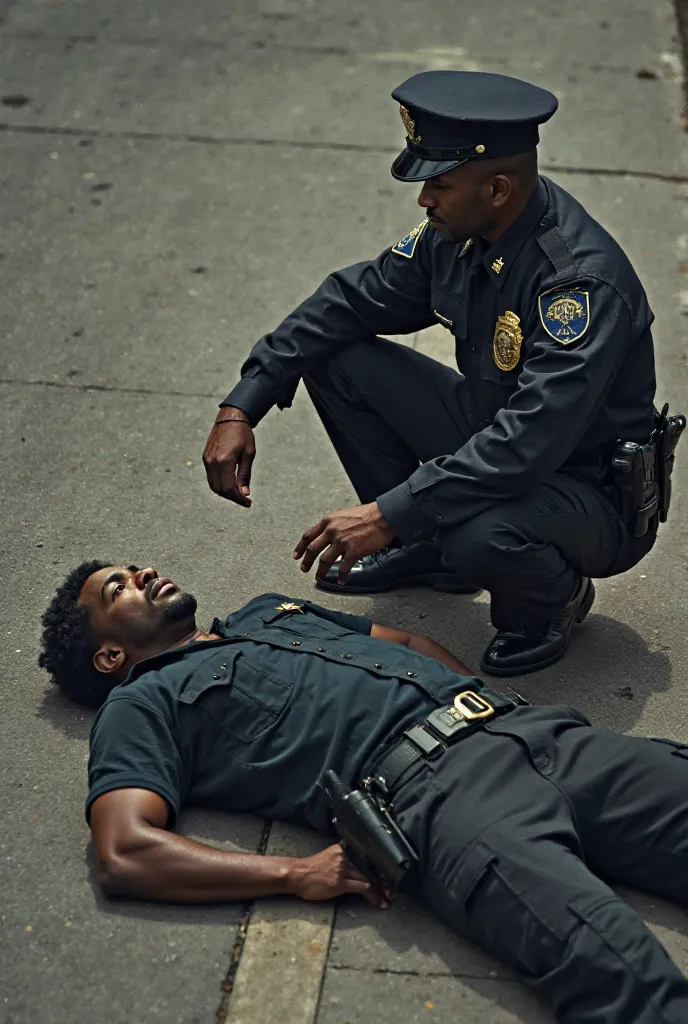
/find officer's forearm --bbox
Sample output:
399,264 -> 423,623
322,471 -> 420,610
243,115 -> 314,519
408,633 -> 473,676
99,825 -> 295,903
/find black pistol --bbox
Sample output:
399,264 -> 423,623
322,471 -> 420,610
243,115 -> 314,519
322,769 -> 418,894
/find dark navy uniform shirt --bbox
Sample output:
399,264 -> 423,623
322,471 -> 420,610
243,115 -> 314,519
223,177 -> 656,546
86,594 -> 476,834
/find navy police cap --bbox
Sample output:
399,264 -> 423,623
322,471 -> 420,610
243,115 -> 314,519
391,71 -> 558,182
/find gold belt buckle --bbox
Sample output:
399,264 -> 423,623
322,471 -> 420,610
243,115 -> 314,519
453,690 -> 494,720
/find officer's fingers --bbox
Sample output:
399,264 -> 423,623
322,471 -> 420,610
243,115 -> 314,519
294,519 -> 327,559
335,550 -> 359,585
299,532 -> 332,573
315,540 -> 344,580
237,445 -> 256,497
343,878 -> 389,909
219,458 -> 252,508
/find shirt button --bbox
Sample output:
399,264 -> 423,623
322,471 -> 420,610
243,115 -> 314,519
317,647 -> 326,653
374,663 -> 383,669
244,632 -> 252,636
292,640 -> 301,646
471,346 -> 476,352
213,674 -> 220,680
407,671 -> 417,677
341,653 -> 352,660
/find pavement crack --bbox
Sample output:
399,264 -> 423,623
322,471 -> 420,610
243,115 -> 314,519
0,123 -> 684,182
215,819 -> 272,1023
0,376 -> 220,399
328,963 -> 522,983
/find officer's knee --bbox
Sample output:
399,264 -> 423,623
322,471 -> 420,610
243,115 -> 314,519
303,338 -> 377,391
438,513 -> 515,587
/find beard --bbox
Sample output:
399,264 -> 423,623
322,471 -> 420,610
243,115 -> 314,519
161,590 -> 198,624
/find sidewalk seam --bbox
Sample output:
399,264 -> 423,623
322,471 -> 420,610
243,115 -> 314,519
0,123 -> 685,182
215,820 -> 272,1024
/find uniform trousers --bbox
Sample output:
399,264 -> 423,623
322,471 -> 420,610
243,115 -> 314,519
390,705 -> 688,1023
304,337 -> 655,629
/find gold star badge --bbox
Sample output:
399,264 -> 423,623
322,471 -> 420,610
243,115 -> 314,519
275,602 -> 304,613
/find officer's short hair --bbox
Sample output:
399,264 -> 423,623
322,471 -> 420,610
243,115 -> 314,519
39,560 -> 116,708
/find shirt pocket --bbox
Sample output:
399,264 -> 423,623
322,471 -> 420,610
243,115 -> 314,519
178,648 -> 293,744
479,338 -> 521,387
260,606 -> 354,641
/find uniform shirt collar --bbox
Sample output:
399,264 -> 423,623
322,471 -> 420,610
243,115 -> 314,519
479,177 -> 549,289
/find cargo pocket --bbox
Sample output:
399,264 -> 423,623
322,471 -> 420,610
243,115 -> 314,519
443,840 -> 571,977
649,737 -> 688,760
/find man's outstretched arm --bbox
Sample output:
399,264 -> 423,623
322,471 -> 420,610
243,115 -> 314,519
370,622 -> 473,677
91,788 -> 388,906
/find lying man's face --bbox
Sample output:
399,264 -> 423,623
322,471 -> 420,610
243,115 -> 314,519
79,564 -> 198,678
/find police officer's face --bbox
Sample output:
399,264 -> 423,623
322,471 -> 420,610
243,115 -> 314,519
417,164 -> 504,243
79,564 -> 198,669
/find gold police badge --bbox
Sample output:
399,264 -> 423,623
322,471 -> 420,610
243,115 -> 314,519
492,311 -> 522,371
399,104 -> 422,144
274,602 -> 304,613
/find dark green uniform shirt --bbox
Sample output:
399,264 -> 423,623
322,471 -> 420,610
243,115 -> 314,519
86,593 -> 476,833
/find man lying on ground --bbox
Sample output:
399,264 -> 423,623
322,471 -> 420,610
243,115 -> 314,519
40,560 -> 688,1024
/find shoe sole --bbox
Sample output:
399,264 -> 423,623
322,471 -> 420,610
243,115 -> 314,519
479,580 -> 596,678
315,574 -> 480,596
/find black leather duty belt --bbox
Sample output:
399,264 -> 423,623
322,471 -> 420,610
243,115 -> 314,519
366,687 -> 527,796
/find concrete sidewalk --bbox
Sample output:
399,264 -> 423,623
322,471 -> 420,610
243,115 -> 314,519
0,1 -> 686,1021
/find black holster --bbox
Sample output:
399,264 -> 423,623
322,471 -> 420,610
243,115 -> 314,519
652,403 -> 686,524
321,769 -> 418,894
611,440 -> 658,537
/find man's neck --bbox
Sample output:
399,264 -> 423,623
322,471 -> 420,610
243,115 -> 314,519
480,179 -> 538,245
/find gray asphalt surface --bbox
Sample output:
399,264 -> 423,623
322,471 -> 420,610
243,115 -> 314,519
1,0 -> 687,1021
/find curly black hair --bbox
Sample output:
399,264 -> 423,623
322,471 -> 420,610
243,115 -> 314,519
39,559 -> 117,708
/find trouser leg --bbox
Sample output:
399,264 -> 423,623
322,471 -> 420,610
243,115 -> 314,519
437,474 -> 650,629
303,336 -> 471,504
556,727 -> 688,906
393,713 -> 688,1023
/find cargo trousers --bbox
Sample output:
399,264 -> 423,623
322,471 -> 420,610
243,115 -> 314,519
390,704 -> 688,1023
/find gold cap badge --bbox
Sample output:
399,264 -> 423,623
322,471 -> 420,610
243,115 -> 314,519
399,105 -> 422,144
493,311 -> 522,372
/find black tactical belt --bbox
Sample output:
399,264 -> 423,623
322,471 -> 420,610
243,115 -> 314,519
367,687 -> 526,796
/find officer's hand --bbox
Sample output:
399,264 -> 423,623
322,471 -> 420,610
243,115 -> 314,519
288,844 -> 391,908
294,502 -> 395,584
202,409 -> 256,507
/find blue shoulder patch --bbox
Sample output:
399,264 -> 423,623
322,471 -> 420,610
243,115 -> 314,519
391,220 -> 427,259
538,288 -> 590,344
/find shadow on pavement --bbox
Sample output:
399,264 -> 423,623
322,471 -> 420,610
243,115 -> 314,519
364,590 -> 672,733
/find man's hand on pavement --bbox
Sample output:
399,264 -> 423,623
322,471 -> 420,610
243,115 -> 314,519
287,843 -> 390,908
202,408 -> 256,507
293,502 -> 395,583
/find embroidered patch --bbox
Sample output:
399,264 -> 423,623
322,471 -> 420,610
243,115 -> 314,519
391,220 -> 427,259
493,311 -> 522,371
538,289 -> 590,344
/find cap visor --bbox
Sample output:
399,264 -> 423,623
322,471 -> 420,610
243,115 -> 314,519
391,149 -> 467,182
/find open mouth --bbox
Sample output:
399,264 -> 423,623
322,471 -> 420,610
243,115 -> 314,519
149,577 -> 177,601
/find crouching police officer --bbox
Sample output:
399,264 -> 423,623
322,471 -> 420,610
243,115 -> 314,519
203,71 -> 684,677
41,562 -> 688,1024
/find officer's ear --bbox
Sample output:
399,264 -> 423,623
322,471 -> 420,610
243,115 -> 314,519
93,643 -> 127,675
488,173 -> 513,209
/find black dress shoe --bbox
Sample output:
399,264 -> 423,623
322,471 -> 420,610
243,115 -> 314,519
480,577 -> 596,677
315,542 -> 479,595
